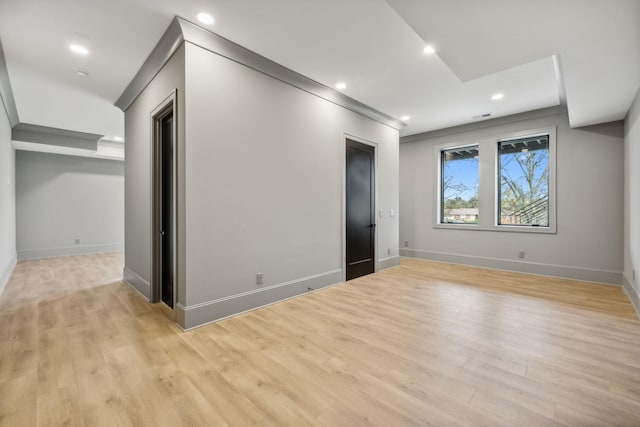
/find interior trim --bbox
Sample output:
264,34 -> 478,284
12,123 -> 101,150
0,39 -> 19,126
123,266 -> 151,300
12,140 -> 123,162
401,105 -> 568,143
115,18 -> 184,111
400,248 -> 622,285
377,255 -> 400,270
0,255 -> 17,297
176,269 -> 342,330
18,244 -> 124,260
116,17 -> 404,131
623,274 -> 640,319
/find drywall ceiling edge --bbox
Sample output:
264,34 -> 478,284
116,16 -> 406,131
12,140 -> 124,162
12,122 -> 101,150
0,38 -> 19,126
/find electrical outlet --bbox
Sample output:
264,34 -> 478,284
518,251 -> 525,259
74,239 -> 80,245
256,272 -> 263,285
404,241 -> 409,247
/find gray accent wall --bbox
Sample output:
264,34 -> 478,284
0,99 -> 16,293
16,151 -> 124,260
123,44 -> 186,301
122,33 -> 399,328
624,87 -> 640,313
400,108 -> 624,284
183,41 -> 399,308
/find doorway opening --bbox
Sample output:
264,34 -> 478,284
345,138 -> 375,280
152,92 -> 177,309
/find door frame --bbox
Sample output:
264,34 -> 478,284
342,133 -> 379,282
150,90 -> 178,311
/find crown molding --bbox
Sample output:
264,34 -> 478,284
116,17 -> 404,131
0,38 -> 19,126
115,18 -> 184,111
400,105 -> 568,143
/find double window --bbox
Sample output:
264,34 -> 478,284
436,128 -> 555,233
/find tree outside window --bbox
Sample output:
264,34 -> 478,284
498,135 -> 549,226
441,145 -> 479,224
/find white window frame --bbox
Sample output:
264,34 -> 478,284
434,126 -> 556,234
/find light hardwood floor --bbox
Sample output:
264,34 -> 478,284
1,254 -> 639,426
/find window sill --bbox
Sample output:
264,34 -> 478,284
434,223 -> 556,234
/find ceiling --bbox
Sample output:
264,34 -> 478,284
0,0 -> 638,139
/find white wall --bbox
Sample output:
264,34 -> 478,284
400,108 -> 624,284
624,88 -> 640,309
123,45 -> 185,300
0,102 -> 15,292
181,42 -> 399,325
9,63 -> 124,138
15,151 -> 124,259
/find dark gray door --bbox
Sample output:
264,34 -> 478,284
161,112 -> 174,308
346,139 -> 375,280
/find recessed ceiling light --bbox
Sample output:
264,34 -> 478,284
401,115 -> 411,122
335,82 -> 347,90
491,93 -> 504,101
197,12 -> 215,25
423,45 -> 436,55
75,71 -> 88,77
113,136 -> 123,142
69,44 -> 89,55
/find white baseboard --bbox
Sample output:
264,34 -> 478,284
123,266 -> 151,300
622,274 -> 640,319
0,254 -> 17,296
18,243 -> 124,260
400,248 -> 622,285
378,255 -> 400,270
176,269 -> 343,330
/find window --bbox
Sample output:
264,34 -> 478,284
440,145 -> 479,224
498,134 -> 549,227
434,127 -> 555,233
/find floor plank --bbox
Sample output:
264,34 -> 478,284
0,254 -> 639,426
